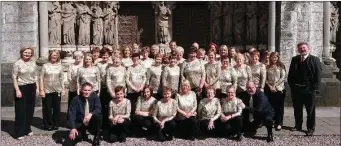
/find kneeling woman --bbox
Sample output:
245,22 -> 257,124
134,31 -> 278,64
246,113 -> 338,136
219,85 -> 245,141
132,86 -> 157,136
198,86 -> 221,138
153,87 -> 178,141
108,86 -> 131,143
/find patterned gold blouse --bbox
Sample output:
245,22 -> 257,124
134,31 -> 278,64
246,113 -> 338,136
250,62 -> 267,89
77,66 -> 101,92
198,97 -> 222,121
266,65 -> 286,91
146,65 -> 163,93
135,96 -> 157,113
106,65 -> 127,95
162,65 -> 181,92
122,58 -> 133,68
219,67 -> 238,94
12,59 -> 38,86
175,91 -> 197,120
109,98 -> 131,120
220,98 -> 245,117
234,64 -> 252,92
141,58 -> 154,69
205,62 -> 221,89
40,62 -> 64,93
126,64 -> 147,93
67,63 -> 83,92
182,59 -> 206,89
96,61 -> 110,87
153,98 -> 178,122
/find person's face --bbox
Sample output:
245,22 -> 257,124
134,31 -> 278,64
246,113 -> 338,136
181,83 -> 190,93
220,47 -> 228,56
208,53 -> 215,62
132,56 -> 140,65
102,53 -> 109,62
133,44 -> 139,53
210,46 -> 216,53
177,51 -> 183,59
226,88 -> 236,99
170,42 -> 177,50
84,56 -> 93,66
75,55 -> 82,63
236,57 -> 243,65
142,50 -> 149,58
151,47 -> 158,54
246,82 -> 257,95
22,49 -> 32,60
114,90 -> 124,101
81,85 -> 93,98
230,49 -> 236,56
189,52 -> 197,59
271,55 -> 278,64
163,90 -> 171,99
113,49 -> 120,56
192,43 -> 199,49
144,88 -> 151,99
155,57 -> 162,65
252,54 -> 259,63
113,57 -> 121,66
163,57 -> 169,65
93,52 -> 100,59
221,59 -> 229,67
124,48 -> 130,57
197,51 -> 205,59
298,44 -> 310,56
206,89 -> 215,99
50,52 -> 58,63
169,58 -> 177,66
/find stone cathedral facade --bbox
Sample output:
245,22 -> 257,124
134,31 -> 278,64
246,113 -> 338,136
1,1 -> 340,107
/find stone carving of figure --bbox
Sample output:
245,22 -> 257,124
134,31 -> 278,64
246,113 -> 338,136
330,2 -> 339,44
223,2 -> 233,44
91,2 -> 104,45
209,2 -> 222,43
48,2 -> 62,45
246,2 -> 258,44
234,2 -> 245,45
75,2 -> 92,46
155,2 -> 172,44
61,2 -> 76,45
103,2 -> 118,45
258,2 -> 268,44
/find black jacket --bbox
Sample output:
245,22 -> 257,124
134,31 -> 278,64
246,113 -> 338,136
240,90 -> 274,119
288,54 -> 322,91
67,93 -> 102,129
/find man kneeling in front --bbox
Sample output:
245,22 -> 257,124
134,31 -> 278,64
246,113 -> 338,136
66,82 -> 102,146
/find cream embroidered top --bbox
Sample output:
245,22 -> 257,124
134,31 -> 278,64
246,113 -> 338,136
250,62 -> 267,89
135,96 -> 157,113
67,63 -> 83,92
77,66 -> 101,92
175,91 -> 197,120
40,62 -> 64,93
141,58 -> 154,69
12,59 -> 38,86
146,65 -> 163,93
106,65 -> 127,94
162,65 -> 181,92
219,67 -> 238,94
182,59 -> 206,89
126,64 -> 147,93
234,64 -> 252,92
266,65 -> 286,91
153,98 -> 178,122
109,98 -> 131,120
96,61 -> 110,86
122,58 -> 133,68
205,62 -> 221,89
220,98 -> 245,117
198,97 -> 222,121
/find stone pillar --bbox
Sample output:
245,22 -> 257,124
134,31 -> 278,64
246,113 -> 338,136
38,2 -> 49,59
268,2 -> 276,52
323,2 -> 332,63
115,2 -> 120,49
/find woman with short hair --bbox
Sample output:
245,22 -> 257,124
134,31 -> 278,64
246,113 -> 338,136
91,47 -> 102,65
249,50 -> 267,92
13,47 -> 39,139
204,52 -> 221,95
76,53 -> 101,95
40,50 -> 65,130
162,55 -> 181,94
218,56 -> 238,99
121,46 -> 133,68
146,53 -> 163,99
234,53 -> 252,96
67,51 -> 83,106
141,46 -> 154,69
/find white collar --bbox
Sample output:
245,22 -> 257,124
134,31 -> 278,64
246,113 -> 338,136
301,54 -> 309,60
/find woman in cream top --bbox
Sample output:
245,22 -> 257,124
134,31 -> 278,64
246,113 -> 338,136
218,56 -> 238,99
76,53 -> 101,95
40,50 -> 65,130
205,52 -> 221,91
162,55 -> 181,93
146,53 -> 163,99
67,51 -> 83,104
12,47 -> 39,139
249,51 -> 267,91
198,87 -> 221,137
106,55 -> 127,97
234,53 -> 252,94
108,86 -> 131,142
265,52 -> 286,131
121,46 -> 133,68
141,47 -> 154,69
153,87 -> 178,141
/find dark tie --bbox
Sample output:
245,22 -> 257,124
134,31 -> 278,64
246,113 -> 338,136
300,56 -> 304,63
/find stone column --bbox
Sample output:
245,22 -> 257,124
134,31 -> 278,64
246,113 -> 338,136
268,1 -> 276,52
38,1 -> 49,59
323,2 -> 331,63
115,2 -> 120,49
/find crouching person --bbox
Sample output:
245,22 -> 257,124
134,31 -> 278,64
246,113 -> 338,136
108,86 -> 131,143
66,82 -> 102,146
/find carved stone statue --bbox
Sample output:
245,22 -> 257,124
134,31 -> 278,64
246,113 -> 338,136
155,1 -> 172,44
330,2 -> 339,44
258,2 -> 268,44
223,2 -> 233,44
91,2 -> 103,45
246,2 -> 258,44
209,2 -> 222,44
233,2 -> 245,45
61,1 -> 76,45
48,2 -> 62,45
75,2 -> 92,46
103,2 -> 118,45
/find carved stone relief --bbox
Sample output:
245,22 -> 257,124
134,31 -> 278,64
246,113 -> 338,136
91,2 -> 104,46
222,2 -> 233,44
233,2 -> 245,45
61,1 -> 76,45
246,2 -> 258,45
331,2 -> 339,44
48,2 -> 62,46
209,2 -> 222,44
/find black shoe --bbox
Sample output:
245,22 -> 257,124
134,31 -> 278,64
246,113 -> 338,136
247,131 -> 257,137
44,127 -> 53,131
236,134 -> 243,141
266,134 -> 273,142
158,131 -> 166,142
291,126 -> 302,131
118,133 -> 126,143
92,136 -> 100,146
109,134 -> 117,143
165,134 -> 173,141
189,136 -> 195,141
306,129 -> 314,136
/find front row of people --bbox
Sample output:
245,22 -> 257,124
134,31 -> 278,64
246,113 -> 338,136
66,80 -> 274,145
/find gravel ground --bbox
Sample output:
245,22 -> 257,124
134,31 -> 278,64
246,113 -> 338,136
1,132 -> 340,146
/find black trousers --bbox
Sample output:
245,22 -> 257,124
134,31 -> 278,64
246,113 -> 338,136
132,115 -> 154,135
251,115 -> 273,135
156,120 -> 176,137
109,119 -> 130,137
100,87 -> 111,129
218,116 -> 243,137
14,83 -> 36,138
66,114 -> 102,145
126,92 -> 140,114
265,86 -> 286,126
176,116 -> 201,138
42,92 -> 61,128
291,87 -> 317,131
199,119 -> 219,137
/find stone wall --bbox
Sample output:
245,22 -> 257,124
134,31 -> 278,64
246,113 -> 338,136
280,2 -> 324,69
1,2 -> 39,106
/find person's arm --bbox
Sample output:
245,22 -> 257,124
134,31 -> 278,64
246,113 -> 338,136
67,97 -> 77,129
76,68 -> 82,95
231,68 -> 238,89
135,96 -> 142,114
190,92 -> 198,114
59,65 -> 65,93
175,94 -> 187,116
39,64 -> 46,95
34,64 -> 40,94
312,57 -> 322,91
246,65 -> 252,81
67,65 -> 73,86
231,99 -> 245,118
106,68 -> 114,96
161,67 -> 169,88
95,67 -> 101,94
120,99 -> 131,119
275,68 -> 286,88
260,64 -> 267,90
163,100 -> 178,122
152,102 -> 161,124
92,94 -> 102,115
210,63 -> 221,86
125,67 -> 137,91
199,64 -> 206,89
140,67 -> 147,89
145,68 -> 151,86
108,101 -> 114,120
12,62 -> 21,95
210,99 -> 221,121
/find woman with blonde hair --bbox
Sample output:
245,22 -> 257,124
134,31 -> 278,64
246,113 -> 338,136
40,50 -> 65,130
13,47 -> 39,139
76,53 -> 101,95
234,53 -> 252,96
67,51 -> 83,106
205,51 -> 221,96
121,45 -> 133,68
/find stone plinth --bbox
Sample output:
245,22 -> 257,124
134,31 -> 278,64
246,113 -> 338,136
77,45 -> 91,52
61,45 -> 77,53
49,45 -> 62,51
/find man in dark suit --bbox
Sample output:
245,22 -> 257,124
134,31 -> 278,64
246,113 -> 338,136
240,81 -> 274,142
66,82 -> 102,146
288,42 -> 322,136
